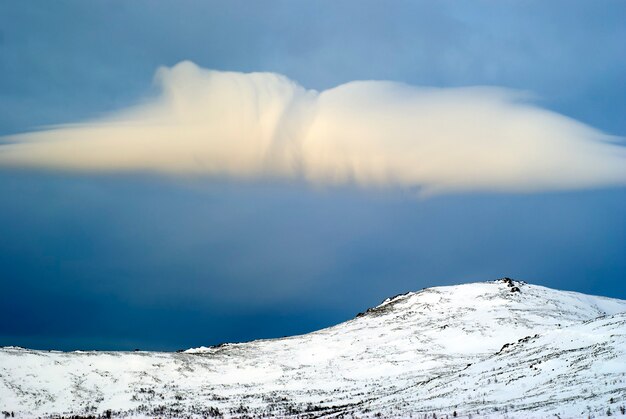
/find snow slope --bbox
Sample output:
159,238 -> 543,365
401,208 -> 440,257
1,279 -> 625,418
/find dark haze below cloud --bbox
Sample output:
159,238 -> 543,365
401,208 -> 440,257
0,172 -> 624,350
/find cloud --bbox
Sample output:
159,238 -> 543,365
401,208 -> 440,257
1,60 -> 624,193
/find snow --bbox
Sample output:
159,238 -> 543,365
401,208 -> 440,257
1,279 -> 625,418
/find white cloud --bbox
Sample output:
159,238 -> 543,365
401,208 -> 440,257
1,60 -> 624,193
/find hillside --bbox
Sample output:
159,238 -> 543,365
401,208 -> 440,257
1,278 -> 625,418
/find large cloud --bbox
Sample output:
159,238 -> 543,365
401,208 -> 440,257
1,61 -> 624,193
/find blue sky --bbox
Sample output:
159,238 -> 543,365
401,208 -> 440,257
0,1 -> 625,350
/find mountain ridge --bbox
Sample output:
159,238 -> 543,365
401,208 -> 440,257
1,278 -> 625,418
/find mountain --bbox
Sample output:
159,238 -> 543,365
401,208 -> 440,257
1,278 -> 625,418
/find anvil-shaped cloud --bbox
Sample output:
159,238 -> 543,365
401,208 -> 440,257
1,61 -> 624,193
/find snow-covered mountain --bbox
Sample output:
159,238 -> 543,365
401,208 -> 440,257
1,278 -> 626,418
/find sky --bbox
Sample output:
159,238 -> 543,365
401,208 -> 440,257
0,1 -> 625,351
